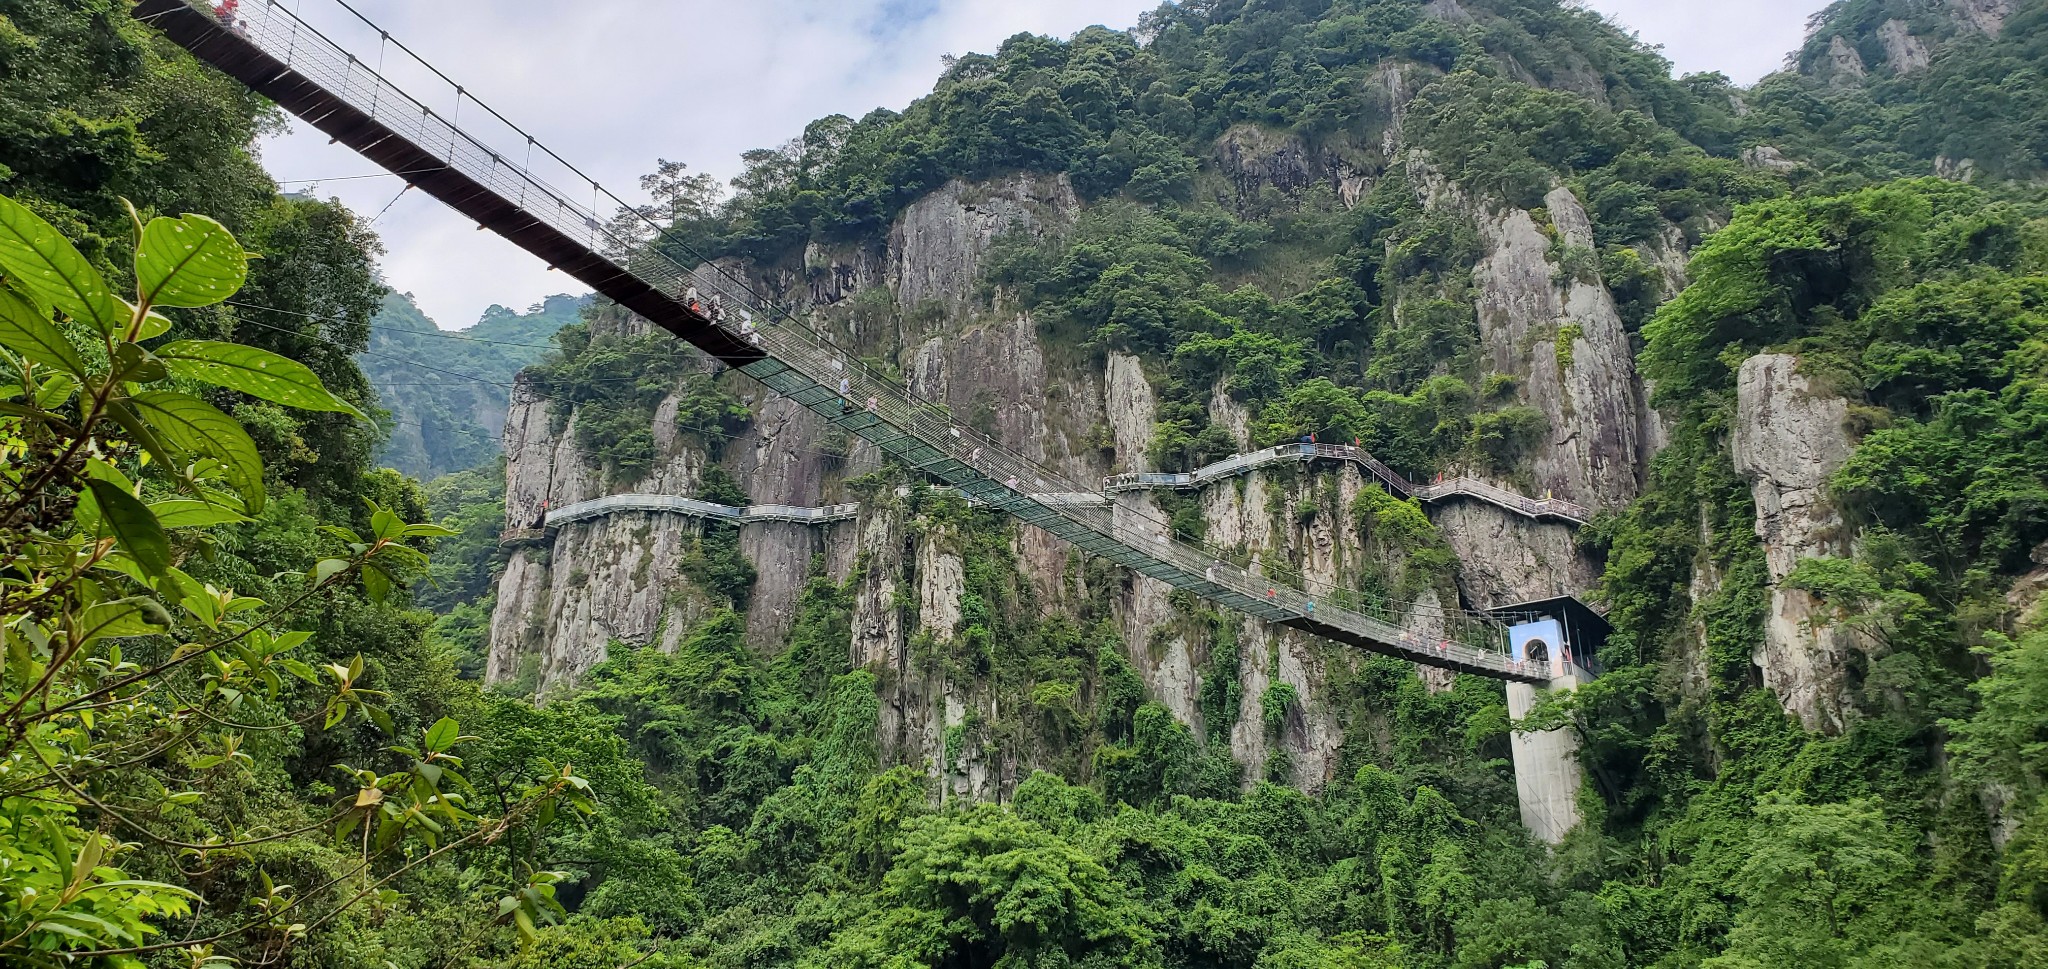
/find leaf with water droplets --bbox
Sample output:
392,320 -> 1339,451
155,339 -> 365,418
135,213 -> 249,309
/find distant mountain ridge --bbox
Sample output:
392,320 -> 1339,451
363,291 -> 588,479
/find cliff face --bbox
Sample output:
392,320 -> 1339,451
1396,160 -> 1652,616
1732,353 -> 1864,733
482,123 -> 1875,790
484,167 -> 1449,791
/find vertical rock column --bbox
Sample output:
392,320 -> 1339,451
1733,353 -> 1860,733
1507,667 -> 1587,845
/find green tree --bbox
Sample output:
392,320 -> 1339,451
0,195 -> 586,964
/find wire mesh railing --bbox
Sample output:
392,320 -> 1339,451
147,0 -> 1572,682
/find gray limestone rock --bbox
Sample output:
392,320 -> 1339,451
1948,0 -> 2015,33
1742,146 -> 1800,174
1878,20 -> 1932,73
1435,503 -> 1599,610
1104,353 -> 1158,474
889,174 -> 1078,314
1469,186 -> 1644,509
1825,36 -> 1869,84
1733,353 -> 1863,733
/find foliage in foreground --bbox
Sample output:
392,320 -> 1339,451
0,195 -> 590,965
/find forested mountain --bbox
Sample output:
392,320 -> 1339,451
363,291 -> 588,480
3,0 -> 2047,968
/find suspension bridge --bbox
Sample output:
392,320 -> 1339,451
136,0 -> 1590,684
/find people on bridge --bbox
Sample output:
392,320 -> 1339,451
1305,599 -> 1316,616
838,376 -> 853,413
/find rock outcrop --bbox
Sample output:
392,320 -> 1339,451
1213,125 -> 1377,211
1732,353 -> 1862,733
1878,20 -> 1932,73
890,174 -> 1078,313
1435,503 -> 1598,610
1467,186 -> 1646,510
1948,0 -> 2015,34
1104,353 -> 1157,473
1742,146 -> 1800,174
1823,36 -> 1869,85
2007,540 -> 2048,629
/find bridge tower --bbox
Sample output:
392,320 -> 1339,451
1497,597 -> 1607,845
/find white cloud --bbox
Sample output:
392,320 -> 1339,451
257,0 -> 1823,330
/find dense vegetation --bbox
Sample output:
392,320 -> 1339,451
571,0 -> 2048,966
0,4 -> 590,965
362,292 -> 587,480
6,0 -> 2048,968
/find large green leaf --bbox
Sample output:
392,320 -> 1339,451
135,214 -> 248,309
154,340 -> 365,418
122,390 -> 266,514
33,372 -> 77,409
0,194 -> 130,336
78,597 -> 172,640
83,479 -> 171,575
423,717 -> 462,754
148,499 -> 250,529
0,285 -> 86,376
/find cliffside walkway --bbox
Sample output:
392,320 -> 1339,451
1107,444 -> 1591,524
546,495 -> 862,528
139,0 -> 1571,684
520,442 -> 1585,543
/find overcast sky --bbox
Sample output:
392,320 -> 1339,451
256,0 -> 1824,330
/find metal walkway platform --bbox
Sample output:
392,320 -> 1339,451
137,0 -> 1563,684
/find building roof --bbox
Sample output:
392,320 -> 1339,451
1485,595 -> 1612,636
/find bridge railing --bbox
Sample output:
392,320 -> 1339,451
159,0 -> 1543,677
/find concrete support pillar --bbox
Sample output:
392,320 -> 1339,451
1507,667 -> 1587,845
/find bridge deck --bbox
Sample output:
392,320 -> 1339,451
137,0 -> 1563,684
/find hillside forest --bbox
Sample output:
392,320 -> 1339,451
361,292 -> 589,481
2,1 -> 2048,968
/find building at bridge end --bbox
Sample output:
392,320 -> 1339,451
1499,598 -> 1606,845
